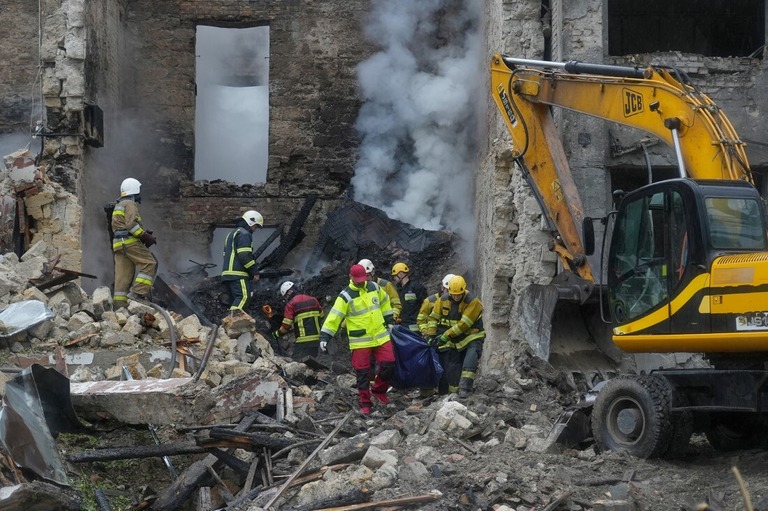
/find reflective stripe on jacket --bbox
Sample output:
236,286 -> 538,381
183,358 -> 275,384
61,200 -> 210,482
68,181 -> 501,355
221,225 -> 257,281
418,293 -> 440,335
376,277 -> 401,318
278,293 -> 323,343
321,280 -> 393,349
428,291 -> 485,351
111,198 -> 145,251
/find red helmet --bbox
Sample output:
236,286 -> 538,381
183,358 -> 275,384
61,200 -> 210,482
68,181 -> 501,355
349,264 -> 368,284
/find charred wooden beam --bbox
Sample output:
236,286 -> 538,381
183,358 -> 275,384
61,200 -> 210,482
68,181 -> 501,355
206,428 -> 297,451
68,442 -> 207,463
150,413 -> 259,511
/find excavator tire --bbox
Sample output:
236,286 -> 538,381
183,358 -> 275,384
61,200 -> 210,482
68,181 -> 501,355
592,375 -> 672,459
705,413 -> 768,451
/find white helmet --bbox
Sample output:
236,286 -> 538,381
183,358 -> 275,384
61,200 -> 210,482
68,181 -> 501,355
120,178 -> 141,197
242,210 -> 264,227
442,273 -> 456,290
358,259 -> 375,274
280,281 -> 295,297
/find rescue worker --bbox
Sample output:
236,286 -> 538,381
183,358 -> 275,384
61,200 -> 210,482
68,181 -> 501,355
221,210 -> 263,313
358,258 -> 401,385
319,264 -> 395,415
111,178 -> 157,307
427,275 -> 485,398
391,262 -> 428,332
417,273 -> 454,336
358,259 -> 401,321
272,281 -> 323,361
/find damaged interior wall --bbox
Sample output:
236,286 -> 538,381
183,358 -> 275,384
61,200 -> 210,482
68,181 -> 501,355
4,0 -> 374,291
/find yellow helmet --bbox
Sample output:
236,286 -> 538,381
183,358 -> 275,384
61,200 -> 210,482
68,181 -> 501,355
391,262 -> 410,275
448,275 -> 467,295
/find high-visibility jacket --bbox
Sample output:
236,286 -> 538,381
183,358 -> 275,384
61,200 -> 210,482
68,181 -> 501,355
396,279 -> 428,331
277,293 -> 323,343
221,221 -> 257,281
321,280 -> 393,350
376,277 -> 401,319
418,293 -> 440,335
428,291 -> 485,351
111,197 -> 147,251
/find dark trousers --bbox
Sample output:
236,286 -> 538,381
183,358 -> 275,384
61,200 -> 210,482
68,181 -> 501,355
292,341 -> 320,361
438,340 -> 483,394
225,278 -> 254,310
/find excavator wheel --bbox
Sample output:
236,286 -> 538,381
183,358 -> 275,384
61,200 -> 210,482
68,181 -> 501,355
591,375 -> 672,459
705,413 -> 768,451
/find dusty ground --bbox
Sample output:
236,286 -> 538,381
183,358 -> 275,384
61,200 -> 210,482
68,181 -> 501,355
55,345 -> 768,511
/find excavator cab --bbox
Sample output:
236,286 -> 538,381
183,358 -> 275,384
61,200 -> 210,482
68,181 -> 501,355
608,178 -> 768,350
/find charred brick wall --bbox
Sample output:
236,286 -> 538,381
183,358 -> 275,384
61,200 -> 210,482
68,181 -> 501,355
77,0 -> 372,286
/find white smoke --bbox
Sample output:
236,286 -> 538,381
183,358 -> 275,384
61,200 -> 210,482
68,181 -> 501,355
352,0 -> 483,237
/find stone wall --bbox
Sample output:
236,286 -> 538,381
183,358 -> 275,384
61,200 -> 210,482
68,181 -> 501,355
0,0 -> 39,134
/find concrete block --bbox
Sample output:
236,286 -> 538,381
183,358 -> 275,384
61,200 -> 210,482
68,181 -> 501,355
370,429 -> 402,450
319,434 -> 370,466
361,446 -> 398,469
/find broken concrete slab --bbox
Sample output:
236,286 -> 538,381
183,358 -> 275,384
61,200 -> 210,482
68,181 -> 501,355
69,377 -> 214,426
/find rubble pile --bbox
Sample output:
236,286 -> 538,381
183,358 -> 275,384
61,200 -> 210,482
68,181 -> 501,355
0,238 -> 766,511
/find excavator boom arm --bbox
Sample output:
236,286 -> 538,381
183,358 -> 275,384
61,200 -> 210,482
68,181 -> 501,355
490,53 -> 752,287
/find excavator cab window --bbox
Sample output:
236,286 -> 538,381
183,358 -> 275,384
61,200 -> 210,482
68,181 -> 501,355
705,197 -> 765,250
608,189 -> 684,324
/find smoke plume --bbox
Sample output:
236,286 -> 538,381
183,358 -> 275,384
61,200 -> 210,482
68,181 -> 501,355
352,0 -> 484,238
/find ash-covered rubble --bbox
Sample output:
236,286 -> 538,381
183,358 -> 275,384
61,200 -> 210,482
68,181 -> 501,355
0,239 -> 619,511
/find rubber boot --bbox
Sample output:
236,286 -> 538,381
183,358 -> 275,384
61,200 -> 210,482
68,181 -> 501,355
358,389 -> 372,415
457,377 -> 474,399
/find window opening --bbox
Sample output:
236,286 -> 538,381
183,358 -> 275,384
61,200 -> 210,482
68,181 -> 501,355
195,25 -> 269,184
608,0 -> 765,58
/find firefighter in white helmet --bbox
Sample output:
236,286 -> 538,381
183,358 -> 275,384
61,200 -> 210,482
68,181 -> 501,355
272,281 -> 324,361
417,273 -> 454,336
221,210 -> 263,313
111,178 -> 157,307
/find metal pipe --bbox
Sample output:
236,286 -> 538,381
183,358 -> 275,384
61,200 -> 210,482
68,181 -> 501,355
193,324 -> 218,382
671,128 -> 687,178
501,56 -> 647,79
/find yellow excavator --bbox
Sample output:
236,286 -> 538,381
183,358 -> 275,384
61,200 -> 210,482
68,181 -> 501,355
491,53 -> 768,458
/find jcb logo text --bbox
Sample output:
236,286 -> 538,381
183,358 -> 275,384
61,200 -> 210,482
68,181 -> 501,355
623,88 -> 643,117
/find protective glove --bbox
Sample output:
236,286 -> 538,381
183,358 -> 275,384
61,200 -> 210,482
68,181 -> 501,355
271,331 -> 280,341
383,315 -> 394,327
437,334 -> 449,346
395,316 -> 402,324
319,333 -> 331,353
426,336 -> 437,346
139,231 -> 157,247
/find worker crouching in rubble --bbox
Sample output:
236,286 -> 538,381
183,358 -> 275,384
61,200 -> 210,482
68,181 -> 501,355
221,210 -> 263,313
319,264 -> 396,415
272,281 -> 324,361
427,275 -> 485,398
111,178 -> 157,307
